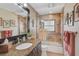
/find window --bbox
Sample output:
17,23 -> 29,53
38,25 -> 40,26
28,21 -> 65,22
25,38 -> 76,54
43,20 -> 55,31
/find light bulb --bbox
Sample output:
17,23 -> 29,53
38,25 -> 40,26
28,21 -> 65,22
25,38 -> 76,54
23,3 -> 27,7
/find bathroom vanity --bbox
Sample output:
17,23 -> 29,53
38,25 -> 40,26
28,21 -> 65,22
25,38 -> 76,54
0,37 -> 42,56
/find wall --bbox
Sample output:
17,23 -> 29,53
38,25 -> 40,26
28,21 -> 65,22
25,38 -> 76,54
64,3 -> 79,55
40,14 -> 62,43
0,8 -> 19,36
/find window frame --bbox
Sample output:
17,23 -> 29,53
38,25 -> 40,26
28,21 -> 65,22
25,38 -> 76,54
43,20 -> 56,32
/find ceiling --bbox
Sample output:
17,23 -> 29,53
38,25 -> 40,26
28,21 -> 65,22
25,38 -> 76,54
0,3 -> 28,17
29,3 -> 65,15
0,3 -> 65,16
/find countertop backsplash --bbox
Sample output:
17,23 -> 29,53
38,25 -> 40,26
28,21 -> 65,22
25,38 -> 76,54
0,34 -> 27,45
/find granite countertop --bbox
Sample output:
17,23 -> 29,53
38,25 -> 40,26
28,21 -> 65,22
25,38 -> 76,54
0,38 -> 41,56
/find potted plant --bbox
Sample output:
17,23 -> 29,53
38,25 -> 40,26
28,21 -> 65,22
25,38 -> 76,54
27,32 -> 32,40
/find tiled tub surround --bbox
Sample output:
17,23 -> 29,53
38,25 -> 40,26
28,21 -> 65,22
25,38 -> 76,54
0,34 -> 42,56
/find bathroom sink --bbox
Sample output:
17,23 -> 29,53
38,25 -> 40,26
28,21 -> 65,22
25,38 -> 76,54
16,43 -> 32,50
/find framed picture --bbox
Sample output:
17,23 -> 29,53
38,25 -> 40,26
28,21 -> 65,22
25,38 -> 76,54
65,11 -> 74,26
65,13 -> 69,25
3,20 -> 11,28
0,17 -> 3,26
10,20 -> 16,27
74,3 -> 79,21
68,11 -> 74,26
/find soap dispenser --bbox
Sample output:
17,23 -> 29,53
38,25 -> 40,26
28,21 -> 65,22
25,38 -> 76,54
23,36 -> 26,42
3,38 -> 9,45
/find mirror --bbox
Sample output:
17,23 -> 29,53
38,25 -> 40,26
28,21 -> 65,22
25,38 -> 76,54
17,3 -> 30,35
18,16 -> 27,34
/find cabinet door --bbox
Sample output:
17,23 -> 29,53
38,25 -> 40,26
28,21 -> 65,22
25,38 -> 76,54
27,42 -> 42,56
37,42 -> 42,56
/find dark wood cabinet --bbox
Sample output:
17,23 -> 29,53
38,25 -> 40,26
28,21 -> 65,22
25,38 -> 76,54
27,42 -> 42,56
